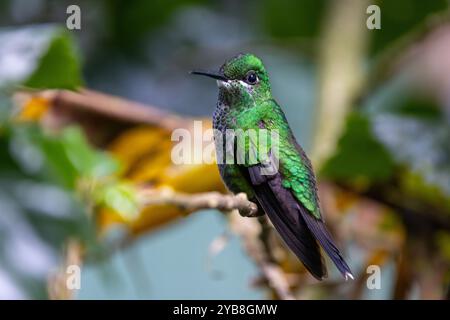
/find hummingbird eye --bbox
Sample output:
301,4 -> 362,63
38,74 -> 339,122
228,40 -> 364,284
245,71 -> 258,85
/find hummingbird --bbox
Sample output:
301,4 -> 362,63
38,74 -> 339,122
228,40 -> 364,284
191,53 -> 353,280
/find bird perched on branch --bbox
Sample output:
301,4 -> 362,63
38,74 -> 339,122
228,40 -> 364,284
192,53 -> 353,280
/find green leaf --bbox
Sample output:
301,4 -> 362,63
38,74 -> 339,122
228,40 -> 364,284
262,0 -> 326,39
24,30 -> 83,90
373,113 -> 450,197
60,127 -> 119,179
105,0 -> 208,54
0,122 -> 98,299
0,25 -> 83,89
14,125 -> 119,189
436,231 -> 450,263
96,182 -> 140,220
370,0 -> 448,55
321,112 -> 395,182
389,95 -> 442,119
32,126 -> 79,188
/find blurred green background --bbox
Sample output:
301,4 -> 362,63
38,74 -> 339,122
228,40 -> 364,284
0,0 -> 449,299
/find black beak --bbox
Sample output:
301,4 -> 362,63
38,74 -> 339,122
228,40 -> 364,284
190,70 -> 228,81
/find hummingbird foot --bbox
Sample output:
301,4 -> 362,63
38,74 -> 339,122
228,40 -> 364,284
235,193 -> 263,218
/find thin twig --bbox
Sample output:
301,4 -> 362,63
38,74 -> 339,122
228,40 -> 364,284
138,187 -> 293,299
228,212 -> 295,300
138,188 -> 258,217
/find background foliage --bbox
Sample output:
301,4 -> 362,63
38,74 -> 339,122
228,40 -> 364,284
0,0 -> 449,299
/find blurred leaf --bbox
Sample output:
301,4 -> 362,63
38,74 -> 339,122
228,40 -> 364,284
24,31 -> 83,90
27,125 -> 79,188
0,127 -> 22,173
105,0 -> 208,53
12,125 -> 119,189
0,122 -> 97,299
361,67 -> 450,217
95,182 -> 140,220
16,96 -> 50,121
390,96 -> 443,119
59,127 -> 120,179
436,231 -> 450,263
370,0 -> 448,55
0,25 -> 54,86
262,0 -> 325,39
373,113 -> 450,196
0,25 -> 82,89
321,112 -> 395,182
399,170 -> 450,215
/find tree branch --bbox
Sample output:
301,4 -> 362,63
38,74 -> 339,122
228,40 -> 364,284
137,188 -> 294,299
312,0 -> 369,169
228,213 -> 295,300
138,188 -> 258,217
21,88 -> 191,131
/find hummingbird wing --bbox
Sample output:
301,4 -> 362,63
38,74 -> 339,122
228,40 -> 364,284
240,117 -> 353,280
289,138 -> 354,280
245,162 -> 327,280
245,157 -> 353,280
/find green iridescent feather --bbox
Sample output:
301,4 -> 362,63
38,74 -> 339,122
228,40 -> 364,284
230,98 -> 321,219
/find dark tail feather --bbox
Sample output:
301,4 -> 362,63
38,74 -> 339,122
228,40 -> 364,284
250,191 -> 327,280
258,194 -> 327,280
299,209 -> 354,280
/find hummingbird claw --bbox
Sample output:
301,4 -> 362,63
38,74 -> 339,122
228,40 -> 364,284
235,193 -> 262,218
239,208 -> 264,218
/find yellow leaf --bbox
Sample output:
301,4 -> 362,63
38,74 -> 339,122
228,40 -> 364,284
17,96 -> 50,121
99,121 -> 227,235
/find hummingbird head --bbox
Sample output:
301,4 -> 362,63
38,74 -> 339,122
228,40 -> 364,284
191,53 -> 271,105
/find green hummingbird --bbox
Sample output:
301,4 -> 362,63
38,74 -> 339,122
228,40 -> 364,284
192,53 -> 353,280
